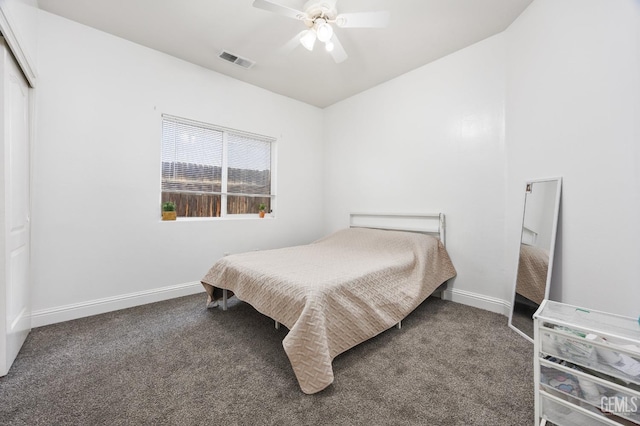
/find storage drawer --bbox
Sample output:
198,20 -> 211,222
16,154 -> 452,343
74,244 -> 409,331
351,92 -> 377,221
540,358 -> 640,424
539,327 -> 640,387
535,301 -> 640,344
541,391 -> 621,426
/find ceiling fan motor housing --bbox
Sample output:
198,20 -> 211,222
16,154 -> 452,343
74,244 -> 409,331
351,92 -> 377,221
303,0 -> 338,27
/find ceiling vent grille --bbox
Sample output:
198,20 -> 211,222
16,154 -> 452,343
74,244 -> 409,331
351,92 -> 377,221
218,50 -> 255,69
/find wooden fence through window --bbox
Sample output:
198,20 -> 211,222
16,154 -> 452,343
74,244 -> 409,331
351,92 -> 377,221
161,162 -> 271,217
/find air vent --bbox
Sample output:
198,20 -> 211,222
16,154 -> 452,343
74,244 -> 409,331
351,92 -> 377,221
218,50 -> 255,69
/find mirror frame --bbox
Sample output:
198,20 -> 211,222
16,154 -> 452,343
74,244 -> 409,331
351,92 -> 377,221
508,176 -> 562,342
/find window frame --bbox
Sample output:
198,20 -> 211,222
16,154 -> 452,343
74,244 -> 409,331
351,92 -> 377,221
161,114 -> 277,220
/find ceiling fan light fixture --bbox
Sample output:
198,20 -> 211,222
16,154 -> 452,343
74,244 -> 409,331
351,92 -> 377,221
325,41 -> 334,52
315,19 -> 333,42
300,29 -> 316,51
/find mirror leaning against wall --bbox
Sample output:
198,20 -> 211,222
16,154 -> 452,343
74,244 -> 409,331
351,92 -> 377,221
508,177 -> 562,342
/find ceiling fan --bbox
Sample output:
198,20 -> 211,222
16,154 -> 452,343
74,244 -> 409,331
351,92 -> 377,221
252,0 -> 390,63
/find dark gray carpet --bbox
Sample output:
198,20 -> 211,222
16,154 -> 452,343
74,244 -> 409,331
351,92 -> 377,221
0,294 -> 534,425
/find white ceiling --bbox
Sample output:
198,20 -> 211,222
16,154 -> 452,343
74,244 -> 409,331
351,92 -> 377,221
37,0 -> 533,108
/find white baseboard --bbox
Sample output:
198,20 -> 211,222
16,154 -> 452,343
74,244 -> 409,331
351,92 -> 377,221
441,287 -> 511,317
30,282 -> 512,328
31,281 -> 204,328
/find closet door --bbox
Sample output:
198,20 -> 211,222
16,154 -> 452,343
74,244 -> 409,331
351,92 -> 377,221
0,37 -> 31,376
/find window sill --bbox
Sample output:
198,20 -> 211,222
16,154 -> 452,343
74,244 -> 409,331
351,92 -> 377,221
159,215 -> 275,222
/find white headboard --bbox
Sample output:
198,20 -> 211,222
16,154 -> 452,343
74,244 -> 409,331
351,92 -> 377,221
521,226 -> 538,246
349,213 -> 446,247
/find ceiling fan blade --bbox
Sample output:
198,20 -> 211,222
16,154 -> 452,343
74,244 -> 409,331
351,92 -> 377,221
335,11 -> 390,28
252,0 -> 307,20
278,30 -> 306,55
328,34 -> 348,64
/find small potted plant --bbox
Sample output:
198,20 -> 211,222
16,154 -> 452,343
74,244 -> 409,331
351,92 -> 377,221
258,203 -> 266,218
162,201 -> 177,221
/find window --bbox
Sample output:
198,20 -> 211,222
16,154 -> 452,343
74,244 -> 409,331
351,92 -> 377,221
161,115 -> 275,218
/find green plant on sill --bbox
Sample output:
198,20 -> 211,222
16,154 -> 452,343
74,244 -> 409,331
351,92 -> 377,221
162,202 -> 176,212
258,203 -> 266,212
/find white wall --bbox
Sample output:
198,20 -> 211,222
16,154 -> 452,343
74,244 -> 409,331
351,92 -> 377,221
324,34 -> 510,314
506,0 -> 640,317
31,11 -> 325,325
324,0 -> 640,319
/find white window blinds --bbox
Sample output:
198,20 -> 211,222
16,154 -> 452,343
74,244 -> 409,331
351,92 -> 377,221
227,134 -> 271,196
162,118 -> 223,194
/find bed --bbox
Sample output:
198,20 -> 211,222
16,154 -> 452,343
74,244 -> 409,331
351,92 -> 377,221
200,213 -> 457,394
515,243 -> 549,305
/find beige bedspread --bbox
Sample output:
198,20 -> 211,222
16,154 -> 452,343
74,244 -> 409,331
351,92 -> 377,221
515,244 -> 549,305
201,228 -> 457,394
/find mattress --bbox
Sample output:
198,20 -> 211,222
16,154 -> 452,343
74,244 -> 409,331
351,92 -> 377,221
201,227 -> 457,394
